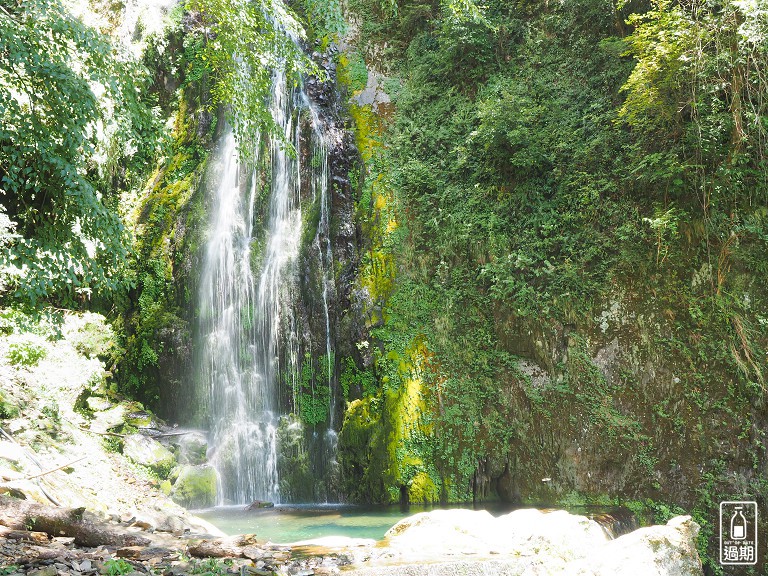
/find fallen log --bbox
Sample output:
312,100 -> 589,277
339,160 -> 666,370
188,534 -> 264,559
0,495 -> 149,548
0,525 -> 50,543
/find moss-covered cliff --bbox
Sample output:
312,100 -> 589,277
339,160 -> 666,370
333,0 -> 768,572
97,0 -> 767,569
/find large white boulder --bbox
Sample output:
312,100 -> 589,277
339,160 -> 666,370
577,515 -> 703,576
340,509 -> 703,576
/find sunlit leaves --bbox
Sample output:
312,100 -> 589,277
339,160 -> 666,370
185,0 -> 320,153
620,0 -> 768,211
619,0 -> 697,137
0,0 -> 157,306
299,0 -> 347,37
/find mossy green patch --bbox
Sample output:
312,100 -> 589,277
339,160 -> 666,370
171,465 -> 218,509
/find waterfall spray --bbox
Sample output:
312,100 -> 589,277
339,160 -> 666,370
197,60 -> 337,504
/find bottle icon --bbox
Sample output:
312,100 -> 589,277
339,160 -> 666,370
731,506 -> 747,540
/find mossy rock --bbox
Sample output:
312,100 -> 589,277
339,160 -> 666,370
86,396 -> 111,412
276,414 -> 312,502
90,404 -> 127,433
171,464 -> 218,509
123,434 -> 176,478
175,432 -> 208,466
159,479 -> 172,496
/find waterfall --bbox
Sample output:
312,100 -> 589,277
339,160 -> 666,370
197,61 -> 336,505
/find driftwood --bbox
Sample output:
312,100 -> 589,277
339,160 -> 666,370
0,525 -> 50,543
188,534 -> 264,559
0,495 -> 149,547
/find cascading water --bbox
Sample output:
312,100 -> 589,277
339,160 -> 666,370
197,57 -> 337,505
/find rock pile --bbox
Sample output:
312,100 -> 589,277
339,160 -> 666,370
0,525 -> 350,576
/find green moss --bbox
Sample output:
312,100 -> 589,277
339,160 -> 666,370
159,479 -> 172,496
337,52 -> 369,94
338,398 -> 392,503
276,414 -> 312,501
408,471 -> 439,504
171,465 -> 218,508
348,104 -> 381,164
116,39 -> 214,410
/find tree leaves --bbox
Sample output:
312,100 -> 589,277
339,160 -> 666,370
185,0 -> 320,154
0,0 -> 158,306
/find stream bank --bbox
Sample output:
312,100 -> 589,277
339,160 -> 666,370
1,503 -> 703,576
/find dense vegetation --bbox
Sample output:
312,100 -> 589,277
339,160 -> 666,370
2,0 -> 767,571
0,0 -> 159,306
335,0 -> 768,570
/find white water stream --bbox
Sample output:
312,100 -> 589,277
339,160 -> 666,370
197,64 -> 335,504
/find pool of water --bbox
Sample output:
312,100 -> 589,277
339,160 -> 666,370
194,504 -> 492,543
195,503 -> 639,544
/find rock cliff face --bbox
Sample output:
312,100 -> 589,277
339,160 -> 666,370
328,4 -> 768,570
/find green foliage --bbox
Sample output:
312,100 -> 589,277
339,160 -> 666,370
343,0 -> 768,543
71,320 -> 115,359
619,0 -> 695,137
185,0 -> 319,152
41,400 -> 60,424
620,0 -> 768,214
340,356 -> 377,399
192,558 -> 230,576
0,0 -> 160,306
299,0 -> 347,38
0,306 -> 63,339
294,353 -> 332,425
6,338 -> 47,366
338,52 -> 369,94
0,391 -> 19,420
104,558 -> 133,576
102,435 -> 124,454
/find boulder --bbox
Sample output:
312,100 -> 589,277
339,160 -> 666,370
175,431 -> 208,465
170,465 -> 217,509
341,509 -> 702,576
0,440 -> 26,465
85,396 -> 111,413
247,500 -> 275,510
123,434 -> 176,477
90,404 -> 127,433
579,515 -> 702,576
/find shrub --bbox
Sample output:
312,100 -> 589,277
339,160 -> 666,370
6,339 -> 47,367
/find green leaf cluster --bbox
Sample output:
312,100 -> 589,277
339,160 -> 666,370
0,0 -> 160,307
185,0 -> 320,153
294,352 -> 332,425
